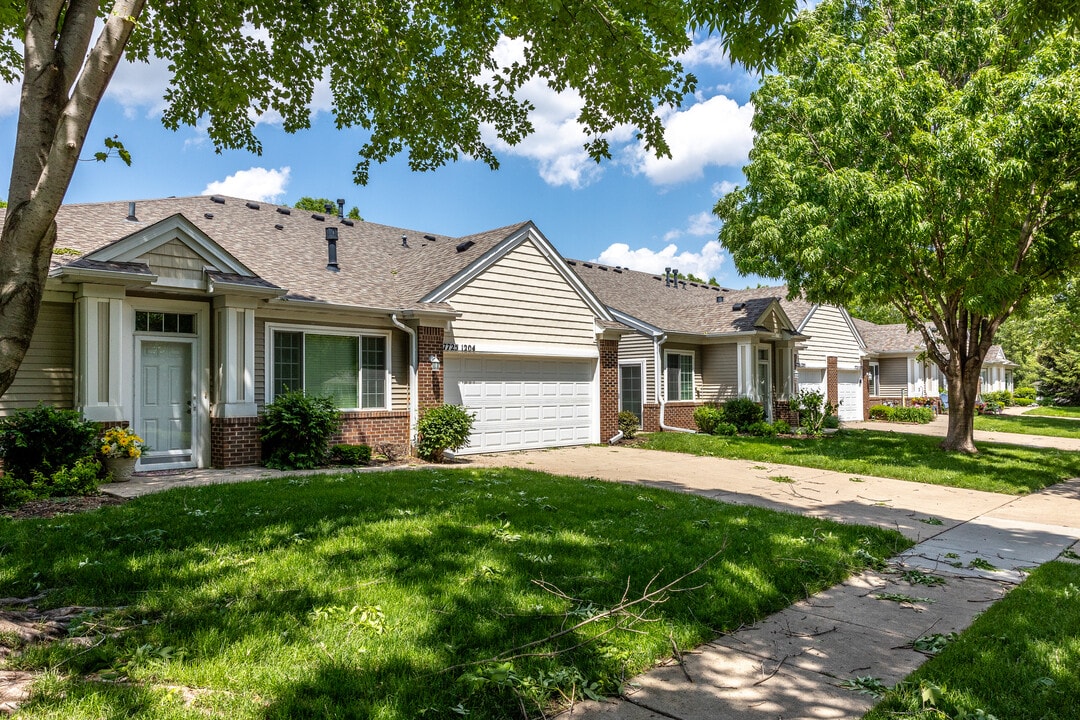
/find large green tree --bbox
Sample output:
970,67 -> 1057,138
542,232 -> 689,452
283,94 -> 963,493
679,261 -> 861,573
996,276 -> 1080,398
717,0 -> 1080,453
0,0 -> 800,400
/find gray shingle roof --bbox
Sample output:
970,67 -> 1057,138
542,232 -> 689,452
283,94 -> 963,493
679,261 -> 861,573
566,260 -> 804,336
25,196 -> 529,313
851,318 -> 1015,365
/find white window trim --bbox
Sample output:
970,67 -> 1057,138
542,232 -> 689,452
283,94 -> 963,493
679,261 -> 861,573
618,359 -> 647,414
664,350 -> 695,402
869,362 -> 880,397
264,322 -> 392,411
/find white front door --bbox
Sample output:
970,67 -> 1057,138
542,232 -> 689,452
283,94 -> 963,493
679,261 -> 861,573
137,339 -> 196,468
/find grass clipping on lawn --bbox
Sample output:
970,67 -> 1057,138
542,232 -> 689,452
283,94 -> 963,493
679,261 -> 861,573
0,468 -> 908,719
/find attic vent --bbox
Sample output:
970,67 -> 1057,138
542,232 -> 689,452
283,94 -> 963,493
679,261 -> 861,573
566,260 -> 577,266
732,302 -> 746,311
613,268 -> 622,273
311,213 -> 325,221
211,196 -> 225,204
599,266 -> 608,271
246,201 -> 260,210
274,224 -> 284,230
689,282 -> 698,287
401,234 -> 409,247
716,295 -> 724,303
423,234 -> 436,241
276,207 -> 291,215
204,213 -> 214,219
126,202 -> 137,221
341,219 -> 354,227
583,263 -> 593,268
456,240 -> 475,253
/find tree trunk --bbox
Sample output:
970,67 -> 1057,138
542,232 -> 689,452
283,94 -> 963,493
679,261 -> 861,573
0,217 -> 56,396
942,362 -> 981,453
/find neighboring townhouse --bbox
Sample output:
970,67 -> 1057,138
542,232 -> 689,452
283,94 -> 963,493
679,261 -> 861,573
853,320 -> 1016,404
1,196 -> 626,467
566,262 -> 807,429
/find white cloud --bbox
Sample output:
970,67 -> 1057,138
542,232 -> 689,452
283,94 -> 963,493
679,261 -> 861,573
595,238 -> 725,280
711,180 -> 738,197
106,57 -> 172,118
678,37 -> 729,68
661,210 -> 719,242
634,94 -> 755,185
202,166 -> 291,202
0,81 -> 18,117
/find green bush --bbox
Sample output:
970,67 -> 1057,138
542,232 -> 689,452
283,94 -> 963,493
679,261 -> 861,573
746,421 -> 778,437
1014,386 -> 1037,400
617,410 -> 640,439
693,405 -> 726,435
790,389 -> 836,436
869,404 -> 892,420
869,405 -> 934,423
772,419 -> 792,435
31,457 -> 102,497
823,414 -> 841,429
259,390 -> 342,470
983,390 -> 1013,406
417,404 -> 476,462
722,397 -> 764,432
1014,397 -> 1034,406
712,421 -> 738,436
0,404 -> 99,482
331,444 -> 372,466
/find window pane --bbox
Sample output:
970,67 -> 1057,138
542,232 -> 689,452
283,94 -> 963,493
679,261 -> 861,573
273,331 -> 303,398
361,336 -> 386,408
305,334 -> 359,408
680,355 -> 693,400
666,355 -> 680,402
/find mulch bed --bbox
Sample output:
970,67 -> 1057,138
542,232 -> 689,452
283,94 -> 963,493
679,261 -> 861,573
0,494 -> 128,521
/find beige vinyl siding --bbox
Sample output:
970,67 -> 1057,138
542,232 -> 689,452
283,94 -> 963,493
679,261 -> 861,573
878,357 -> 908,396
254,314 -> 408,411
798,305 -> 862,368
662,342 -> 701,400
619,332 -> 655,400
138,238 -> 208,283
0,302 -> 74,414
700,343 -> 739,401
446,240 -> 596,347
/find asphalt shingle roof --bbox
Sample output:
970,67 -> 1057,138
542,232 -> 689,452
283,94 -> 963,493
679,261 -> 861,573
851,319 -> 1014,365
24,195 -> 529,313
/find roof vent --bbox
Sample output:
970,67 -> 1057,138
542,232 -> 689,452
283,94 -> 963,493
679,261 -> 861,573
613,268 -> 622,273
126,202 -> 137,221
204,213 -> 214,219
337,198 -> 345,217
274,224 -> 284,230
311,213 -> 325,221
664,267 -> 671,287
341,219 -> 354,227
599,266 -> 608,271
732,302 -> 746,311
401,234 -> 409,248
211,195 -> 225,204
583,262 -> 593,268
566,260 -> 577,266
456,240 -> 475,253
246,201 -> 260,210
423,234 -> 436,241
276,207 -> 291,215
324,202 -> 334,215
326,227 -> 339,270
716,295 -> 724,303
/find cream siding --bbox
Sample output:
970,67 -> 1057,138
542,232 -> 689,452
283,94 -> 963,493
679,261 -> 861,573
138,238 -> 209,283
0,302 -> 75,414
878,357 -> 908,396
618,332 -> 655,400
254,314 -> 408,411
798,305 -> 862,368
446,240 -> 596,348
700,343 -> 739,401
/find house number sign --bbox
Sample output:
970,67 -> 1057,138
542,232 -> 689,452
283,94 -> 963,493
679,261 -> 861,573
443,343 -> 477,352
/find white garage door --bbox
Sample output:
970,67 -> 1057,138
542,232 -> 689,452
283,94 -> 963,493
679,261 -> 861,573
444,355 -> 597,454
837,370 -> 863,422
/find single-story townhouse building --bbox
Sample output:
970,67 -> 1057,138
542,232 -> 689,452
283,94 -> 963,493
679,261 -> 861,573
1,195 -> 631,467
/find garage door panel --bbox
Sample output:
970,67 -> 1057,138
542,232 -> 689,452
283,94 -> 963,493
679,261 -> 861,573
446,355 -> 596,454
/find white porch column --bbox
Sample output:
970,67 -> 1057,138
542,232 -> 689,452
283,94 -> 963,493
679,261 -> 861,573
213,296 -> 258,417
75,284 -> 126,421
737,341 -> 755,398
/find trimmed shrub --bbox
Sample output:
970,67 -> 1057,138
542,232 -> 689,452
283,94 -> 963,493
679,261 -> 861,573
712,422 -> 738,436
31,457 -> 102,497
259,390 -> 341,470
823,414 -> 841,429
722,397 -> 764,432
693,405 -> 726,435
617,410 -> 640,439
772,419 -> 792,435
869,405 -> 934,423
746,420 -> 778,437
1014,386 -> 1037,400
1014,397 -> 1034,406
417,404 -> 476,462
982,390 -> 1013,406
0,404 -> 99,482
869,405 -> 892,420
332,444 -> 372,466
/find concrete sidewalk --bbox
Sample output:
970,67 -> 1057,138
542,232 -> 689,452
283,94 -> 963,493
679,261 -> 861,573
468,446 -> 1080,719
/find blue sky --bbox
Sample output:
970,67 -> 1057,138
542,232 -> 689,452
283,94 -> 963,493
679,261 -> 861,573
0,36 -> 764,287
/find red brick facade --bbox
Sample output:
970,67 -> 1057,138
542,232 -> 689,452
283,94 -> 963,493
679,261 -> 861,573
599,338 -> 619,441
660,401 -> 698,431
211,416 -> 261,468
773,400 -> 798,425
418,325 -> 444,412
826,356 -> 839,410
861,359 -> 872,420
642,404 -> 661,432
332,410 -> 411,450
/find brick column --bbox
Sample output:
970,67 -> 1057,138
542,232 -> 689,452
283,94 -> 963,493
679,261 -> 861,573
599,339 -> 619,442
826,356 -> 839,410
417,326 -> 445,411
861,358 -> 871,420
211,416 -> 261,467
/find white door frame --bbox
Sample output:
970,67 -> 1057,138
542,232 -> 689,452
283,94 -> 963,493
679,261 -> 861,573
757,345 -> 773,421
135,336 -> 198,469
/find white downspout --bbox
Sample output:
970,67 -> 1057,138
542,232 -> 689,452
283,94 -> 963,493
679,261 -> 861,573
389,314 -> 418,446
656,333 -> 694,433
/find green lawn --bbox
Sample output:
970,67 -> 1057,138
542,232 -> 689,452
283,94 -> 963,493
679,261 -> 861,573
637,430 -> 1080,495
974,413 -> 1080,439
1024,405 -> 1080,420
865,561 -> 1080,720
0,468 -> 908,720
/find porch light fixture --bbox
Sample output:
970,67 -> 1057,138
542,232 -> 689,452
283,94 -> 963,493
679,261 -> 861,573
429,355 -> 441,372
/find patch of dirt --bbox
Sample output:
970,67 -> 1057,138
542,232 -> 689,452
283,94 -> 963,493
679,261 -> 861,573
0,494 -> 128,521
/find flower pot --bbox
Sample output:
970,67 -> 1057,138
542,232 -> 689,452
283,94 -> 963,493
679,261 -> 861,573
105,456 -> 137,483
